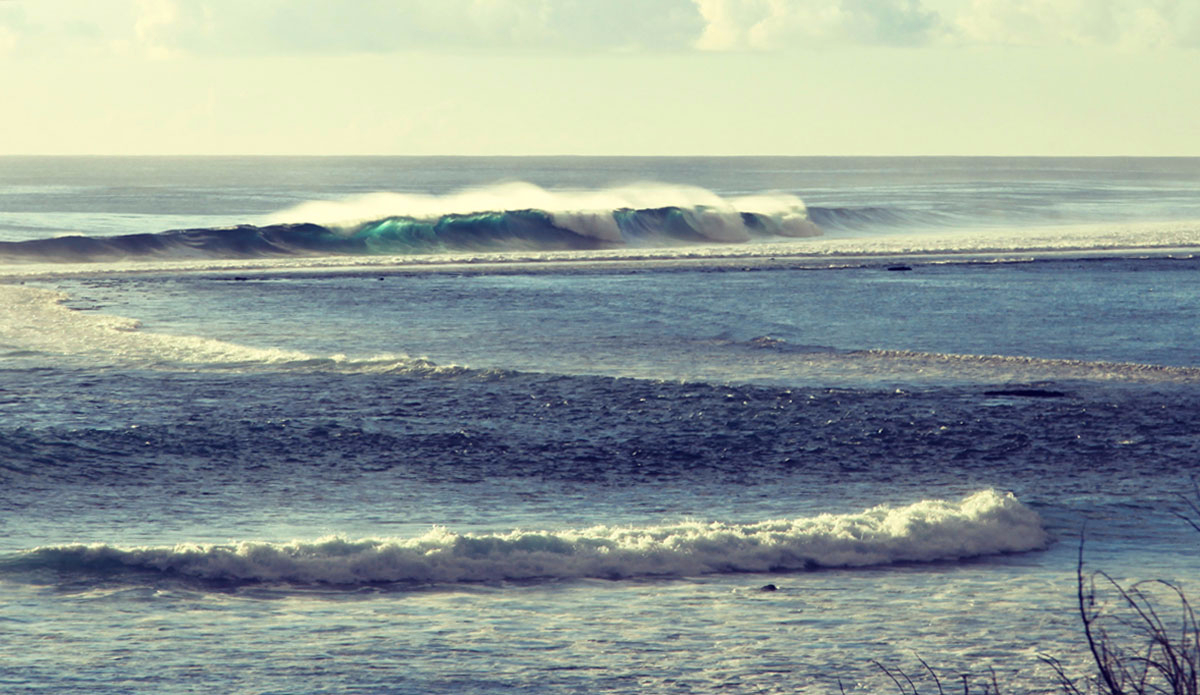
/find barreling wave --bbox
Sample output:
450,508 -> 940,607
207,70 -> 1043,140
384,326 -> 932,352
4,491 -> 1047,587
0,183 -> 821,263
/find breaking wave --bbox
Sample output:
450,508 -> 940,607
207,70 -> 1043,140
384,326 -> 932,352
5,491 -> 1047,587
0,183 -> 821,263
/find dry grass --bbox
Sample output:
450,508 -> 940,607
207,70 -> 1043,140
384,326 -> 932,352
863,488 -> 1200,695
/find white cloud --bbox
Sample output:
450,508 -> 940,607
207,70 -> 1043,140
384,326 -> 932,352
0,27 -> 16,56
693,0 -> 941,49
132,0 -> 183,59
952,0 -> 1199,49
15,0 -> 937,57
2,0 -> 1196,58
0,3 -> 32,55
546,0 -> 706,51
691,0 -> 1199,50
119,0 -> 705,55
693,0 -> 770,50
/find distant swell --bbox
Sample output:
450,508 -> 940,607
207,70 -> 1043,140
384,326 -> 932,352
0,185 -> 823,263
6,491 -> 1047,586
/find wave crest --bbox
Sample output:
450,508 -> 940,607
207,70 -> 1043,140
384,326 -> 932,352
0,183 -> 820,263
10,490 -> 1047,586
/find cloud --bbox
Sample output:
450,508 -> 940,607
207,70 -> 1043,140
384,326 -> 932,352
132,0 -> 183,58
0,24 -> 16,56
0,3 -> 33,55
112,0 -> 943,57
688,0 -> 1197,50
952,0 -> 1200,49
693,0 -> 942,49
122,0 -> 706,55
4,0 -> 1196,59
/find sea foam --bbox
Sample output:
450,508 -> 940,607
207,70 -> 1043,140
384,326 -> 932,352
0,284 -> 458,375
14,490 -> 1047,586
266,182 -> 814,233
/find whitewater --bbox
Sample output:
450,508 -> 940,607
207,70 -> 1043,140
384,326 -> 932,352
2,156 -> 1200,694
10,491 -> 1046,584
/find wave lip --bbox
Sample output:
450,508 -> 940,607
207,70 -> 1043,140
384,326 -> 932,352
8,490 -> 1047,587
0,183 -> 821,263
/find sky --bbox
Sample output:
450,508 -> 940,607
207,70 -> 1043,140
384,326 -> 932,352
0,0 -> 1197,156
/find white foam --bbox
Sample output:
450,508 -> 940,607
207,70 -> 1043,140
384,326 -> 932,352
263,181 -> 815,243
849,349 -> 1200,384
794,219 -> 1200,255
25,490 -> 1048,585
0,284 -> 456,374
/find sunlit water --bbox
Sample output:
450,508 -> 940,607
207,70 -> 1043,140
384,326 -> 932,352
2,156 -> 1200,693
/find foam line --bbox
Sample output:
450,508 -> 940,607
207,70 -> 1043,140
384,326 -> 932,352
11,490 -> 1047,585
0,284 -> 457,374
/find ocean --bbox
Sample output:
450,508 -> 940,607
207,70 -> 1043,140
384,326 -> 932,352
2,156 -> 1200,693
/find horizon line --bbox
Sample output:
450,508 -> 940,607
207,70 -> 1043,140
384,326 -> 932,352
3,153 -> 1199,159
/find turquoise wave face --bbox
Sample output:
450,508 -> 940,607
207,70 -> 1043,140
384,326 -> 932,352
0,205 -> 822,263
352,209 -> 611,253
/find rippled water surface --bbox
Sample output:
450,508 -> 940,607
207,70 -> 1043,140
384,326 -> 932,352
3,157 -> 1200,693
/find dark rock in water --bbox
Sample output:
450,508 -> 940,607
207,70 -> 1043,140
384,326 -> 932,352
759,584 -> 778,592
886,265 -> 912,272
983,389 -> 1068,398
